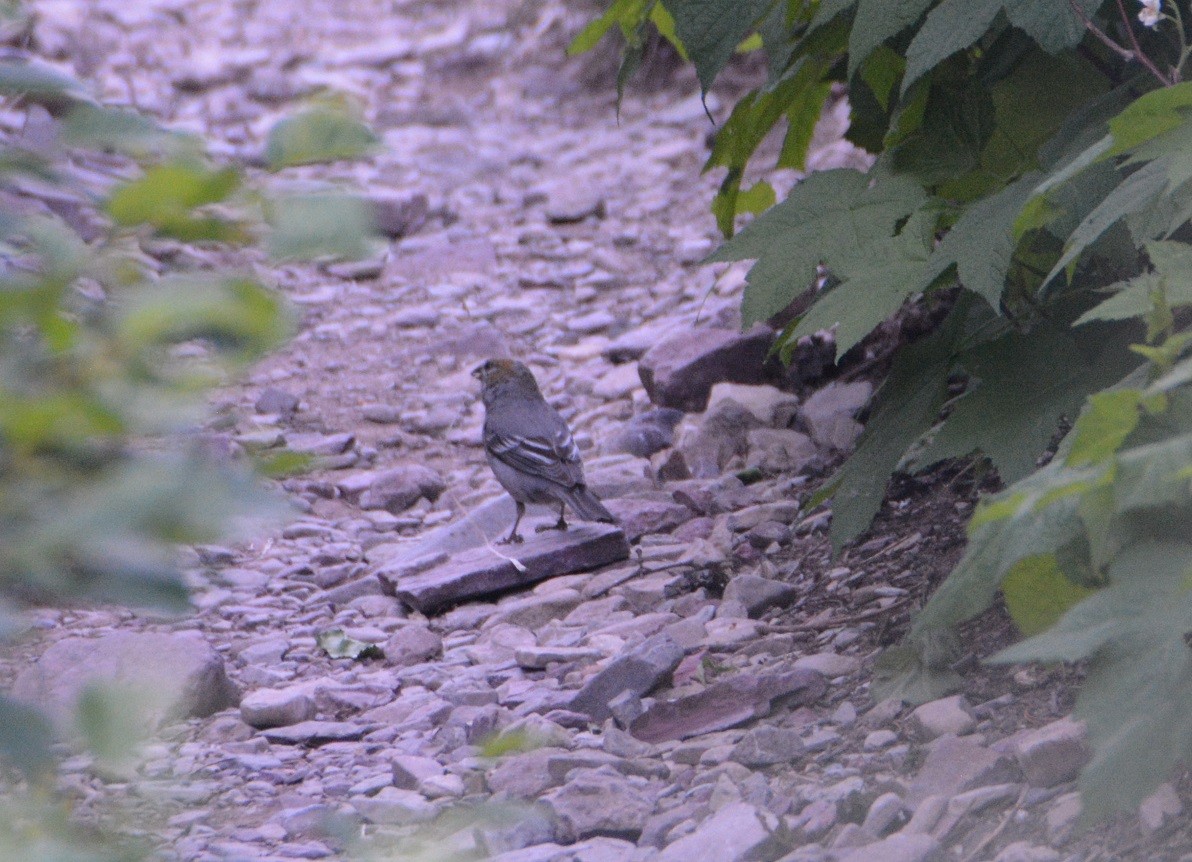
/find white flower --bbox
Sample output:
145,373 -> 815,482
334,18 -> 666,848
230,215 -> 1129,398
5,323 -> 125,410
1139,0 -> 1162,27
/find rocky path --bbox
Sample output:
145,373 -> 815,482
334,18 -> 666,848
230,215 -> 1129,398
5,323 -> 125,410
6,1 -> 1187,861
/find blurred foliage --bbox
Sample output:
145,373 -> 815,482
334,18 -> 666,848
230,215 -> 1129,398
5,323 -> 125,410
0,23 -> 378,858
579,0 -> 1192,822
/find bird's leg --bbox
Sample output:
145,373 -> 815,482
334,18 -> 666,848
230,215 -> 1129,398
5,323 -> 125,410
501,501 -> 525,544
536,503 -> 568,533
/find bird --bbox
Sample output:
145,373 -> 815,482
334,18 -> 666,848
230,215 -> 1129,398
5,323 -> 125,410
472,358 -> 616,544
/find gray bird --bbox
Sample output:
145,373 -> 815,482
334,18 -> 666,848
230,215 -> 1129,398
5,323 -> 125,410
472,359 -> 616,544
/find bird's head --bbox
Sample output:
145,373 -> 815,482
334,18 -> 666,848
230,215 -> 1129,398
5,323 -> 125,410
472,358 -> 541,402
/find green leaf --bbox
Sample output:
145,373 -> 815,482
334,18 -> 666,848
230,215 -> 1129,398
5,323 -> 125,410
62,103 -> 202,161
116,275 -> 290,361
267,192 -> 376,261
0,695 -> 54,779
848,0 -> 933,77
106,162 -> 242,241
317,628 -> 384,660
568,0 -> 650,54
1107,82 -> 1192,156
922,323 -> 1134,483
902,0 -> 1002,94
1114,433 -> 1192,513
665,0 -> 772,92
871,637 -> 963,704
914,459 -> 1108,634
780,207 -> 934,360
993,541 -> 1192,821
1001,554 -> 1097,636
1065,389 -> 1143,467
1002,0 -> 1096,53
925,172 -> 1041,308
710,168 -> 928,325
0,58 -> 91,111
705,60 -> 831,234
264,107 -> 378,169
825,296 -> 967,549
1042,160 -> 1169,292
650,2 -> 690,58
76,683 -> 152,766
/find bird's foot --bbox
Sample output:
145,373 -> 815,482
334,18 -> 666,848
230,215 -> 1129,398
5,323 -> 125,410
498,532 -> 524,545
536,518 -> 568,533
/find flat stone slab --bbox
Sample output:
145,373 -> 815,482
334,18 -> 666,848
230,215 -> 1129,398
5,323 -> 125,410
382,522 -> 630,614
630,668 -> 826,744
262,720 -> 375,745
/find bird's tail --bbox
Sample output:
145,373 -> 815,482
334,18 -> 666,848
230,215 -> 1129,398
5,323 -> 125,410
565,485 -> 617,523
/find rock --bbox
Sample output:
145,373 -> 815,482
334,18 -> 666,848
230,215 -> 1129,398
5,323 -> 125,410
1044,791 -> 1081,844
729,726 -> 804,767
862,792 -> 905,837
486,748 -> 570,798
651,448 -> 691,482
838,833 -> 939,862
864,729 -> 899,750
657,802 -> 787,862
12,631 -> 238,733
383,624 -> 443,666
907,734 -> 1020,805
998,717 -> 1089,788
798,381 -> 872,452
263,721 -> 370,745
1138,782 -> 1183,835
542,766 -> 656,841
604,321 -> 676,364
515,646 -> 604,669
385,522 -> 630,614
352,787 -> 437,825
606,408 -> 685,457
706,383 -> 799,427
910,695 -> 976,740
630,668 -> 825,743
746,428 -> 820,473
992,842 -> 1062,862
593,362 -> 644,401
545,185 -> 606,223
391,754 -> 445,789
678,400 -> 762,479
255,387 -> 300,415
930,784 -> 1018,842
339,465 -> 445,513
287,432 -> 355,456
792,652 -> 859,678
722,575 -> 798,618
639,326 -> 776,413
603,497 -> 693,541
386,236 -> 497,280
490,590 -> 584,629
368,191 -> 429,238
239,687 -> 317,729
569,634 -> 684,723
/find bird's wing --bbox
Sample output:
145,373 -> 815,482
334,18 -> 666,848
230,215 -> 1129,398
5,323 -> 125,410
484,423 -> 584,488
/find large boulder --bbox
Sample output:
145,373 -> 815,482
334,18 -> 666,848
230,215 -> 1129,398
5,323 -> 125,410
638,326 -> 775,412
13,630 -> 239,734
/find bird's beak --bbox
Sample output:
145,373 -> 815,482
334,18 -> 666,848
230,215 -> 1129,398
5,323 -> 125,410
471,364 -> 483,379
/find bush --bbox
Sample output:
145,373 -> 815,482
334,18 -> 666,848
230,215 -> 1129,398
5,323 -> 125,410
579,0 -> 1192,821
0,45 -> 376,855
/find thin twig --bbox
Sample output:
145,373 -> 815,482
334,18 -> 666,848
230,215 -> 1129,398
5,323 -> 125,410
1068,0 -> 1138,62
1115,0 -> 1175,84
